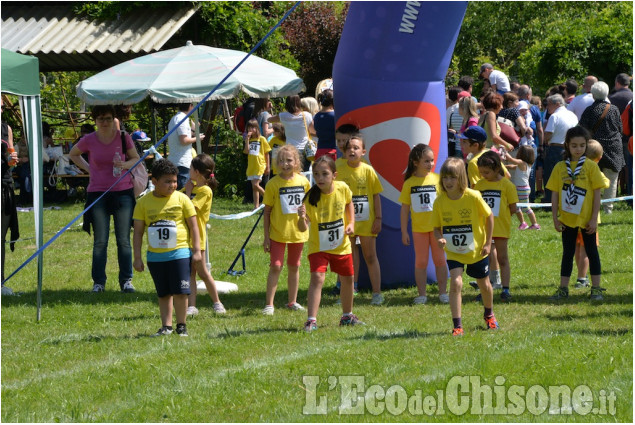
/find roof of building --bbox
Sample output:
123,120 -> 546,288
1,3 -> 199,71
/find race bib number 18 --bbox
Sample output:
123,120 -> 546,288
410,185 -> 436,213
318,219 -> 345,251
148,220 -> 177,249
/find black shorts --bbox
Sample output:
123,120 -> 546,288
447,256 -> 490,279
147,257 -> 191,297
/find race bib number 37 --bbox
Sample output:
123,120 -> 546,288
352,195 -> 370,221
410,185 -> 436,213
148,220 -> 177,249
442,225 -> 475,254
279,186 -> 305,215
318,219 -> 345,251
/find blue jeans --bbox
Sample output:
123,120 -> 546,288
90,190 -> 135,287
528,144 -> 538,202
177,166 -> 190,191
542,145 -> 565,207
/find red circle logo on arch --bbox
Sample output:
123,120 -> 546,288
336,101 -> 441,205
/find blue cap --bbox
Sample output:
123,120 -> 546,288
131,130 -> 151,142
457,126 -> 487,142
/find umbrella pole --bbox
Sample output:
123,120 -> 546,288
151,102 -> 157,147
193,108 -> 201,154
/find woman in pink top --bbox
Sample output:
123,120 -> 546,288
70,105 -> 140,293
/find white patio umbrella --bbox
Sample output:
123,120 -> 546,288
76,41 -> 305,105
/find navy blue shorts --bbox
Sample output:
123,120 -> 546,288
147,257 -> 191,297
447,256 -> 490,279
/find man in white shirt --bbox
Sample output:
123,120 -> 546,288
542,94 -> 579,203
567,75 -> 598,120
479,63 -> 510,94
167,103 -> 205,189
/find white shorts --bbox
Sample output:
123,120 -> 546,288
247,175 -> 263,181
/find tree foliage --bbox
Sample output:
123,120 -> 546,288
451,1 -> 633,95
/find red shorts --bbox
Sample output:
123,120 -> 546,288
308,252 -> 354,276
269,240 -> 304,267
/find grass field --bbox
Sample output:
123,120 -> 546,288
1,197 -> 632,422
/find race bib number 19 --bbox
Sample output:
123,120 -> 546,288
442,225 -> 475,254
410,185 -> 436,213
279,186 -> 305,215
148,220 -> 177,249
318,219 -> 345,251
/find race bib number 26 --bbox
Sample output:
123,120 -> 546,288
279,186 -> 305,215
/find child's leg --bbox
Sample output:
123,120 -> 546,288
188,264 -> 197,308
580,231 -> 601,288
173,294 -> 188,325
158,295 -> 173,327
412,232 -> 429,297
574,243 -> 589,280
251,179 -> 264,208
489,243 -> 500,286
515,209 -> 525,225
359,236 -> 381,294
306,272 -> 326,319
476,276 -> 493,310
559,225 -> 579,288
429,232 -> 448,296
194,251 -> 221,304
449,267 -> 463,323
265,265 -> 282,306
351,237 -> 360,286
339,274 -> 355,314
526,209 -> 538,226
495,239 -> 510,289
286,243 -> 304,305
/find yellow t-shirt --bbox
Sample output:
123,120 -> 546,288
304,180 -> 352,256
133,191 -> 196,254
263,173 -> 311,244
546,159 -> 606,228
335,161 -> 383,236
468,149 -> 509,188
432,188 -> 492,264
335,157 -> 368,170
474,177 -> 518,238
184,184 -> 212,249
245,136 -> 271,177
398,173 -> 441,233
269,136 -> 286,175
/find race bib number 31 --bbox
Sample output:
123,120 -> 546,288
443,225 -> 475,254
318,219 -> 345,251
148,220 -> 177,249
279,186 -> 305,215
410,185 -> 436,213
480,190 -> 501,217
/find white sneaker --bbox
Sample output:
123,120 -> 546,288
121,280 -> 135,293
286,302 -> 305,311
370,293 -> 384,305
262,305 -> 275,315
186,306 -> 199,316
213,302 -> 227,314
1,285 -> 14,296
413,295 -> 428,305
439,293 -> 450,304
92,283 -> 105,293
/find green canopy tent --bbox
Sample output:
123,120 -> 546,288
1,48 -> 44,320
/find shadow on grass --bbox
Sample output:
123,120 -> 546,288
500,292 -> 633,306
543,308 -> 633,321
205,326 -> 304,339
355,329 -> 449,340
552,328 -> 631,337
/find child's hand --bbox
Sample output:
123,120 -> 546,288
480,243 -> 491,257
371,217 -> 382,234
133,258 -> 144,272
297,204 -> 306,219
184,179 -> 194,194
553,219 -> 565,232
437,238 -> 446,250
585,218 -> 598,234
191,250 -> 202,264
263,236 -> 270,253
345,223 -> 355,235
401,232 -> 410,246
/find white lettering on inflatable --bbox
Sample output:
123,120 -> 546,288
399,1 -> 421,34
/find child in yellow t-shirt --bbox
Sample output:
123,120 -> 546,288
399,143 -> 448,304
432,157 -> 497,336
183,153 -> 226,316
474,151 -> 519,302
243,118 -> 271,209
297,156 -> 360,332
546,127 -> 606,301
268,122 -> 286,176
336,134 -> 384,305
133,159 -> 201,337
262,145 -> 310,315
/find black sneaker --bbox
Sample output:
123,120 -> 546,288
589,286 -> 606,301
469,281 -> 479,290
500,289 -> 512,302
550,287 -> 569,301
152,326 -> 173,337
176,323 -> 188,337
